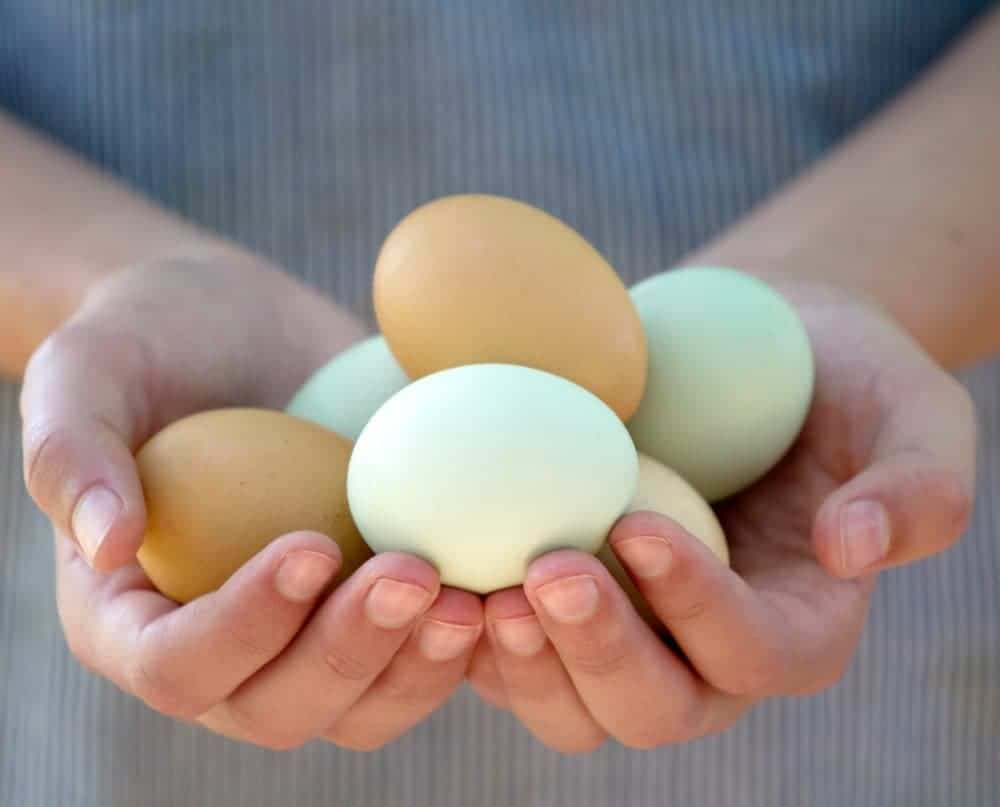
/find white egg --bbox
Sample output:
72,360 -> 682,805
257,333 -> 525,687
628,267 -> 815,502
347,364 -> 639,593
286,336 -> 409,441
628,453 -> 728,563
598,453 -> 730,632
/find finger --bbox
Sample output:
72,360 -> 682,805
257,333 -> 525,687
814,373 -> 976,577
484,587 -> 607,753
523,551 -> 750,749
56,529 -> 342,719
218,553 -> 438,750
323,588 -> 483,750
22,324 -> 152,570
609,512 -> 869,696
466,637 -> 511,711
19,261 -> 334,572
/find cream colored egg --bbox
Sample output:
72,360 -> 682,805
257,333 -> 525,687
599,453 -> 728,632
286,336 -> 409,441
628,454 -> 728,563
347,364 -> 639,594
628,267 -> 815,502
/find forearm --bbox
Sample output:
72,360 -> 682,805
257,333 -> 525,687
0,111 -> 363,379
689,6 -> 1000,371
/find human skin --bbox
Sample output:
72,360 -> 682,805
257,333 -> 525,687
6,6 -> 999,753
468,8 -> 998,750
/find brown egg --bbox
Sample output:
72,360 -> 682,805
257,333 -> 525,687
136,408 -> 371,604
373,194 -> 648,421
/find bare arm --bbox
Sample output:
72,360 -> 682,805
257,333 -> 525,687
689,5 -> 1000,371
0,111 -> 363,379
4,7 -> 1000,377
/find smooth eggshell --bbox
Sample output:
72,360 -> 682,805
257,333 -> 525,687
373,194 -> 648,421
627,267 -> 815,502
599,453 -> 729,632
347,364 -> 639,594
286,335 -> 409,441
136,408 -> 371,603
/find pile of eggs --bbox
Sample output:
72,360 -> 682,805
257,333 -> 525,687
135,195 -> 815,622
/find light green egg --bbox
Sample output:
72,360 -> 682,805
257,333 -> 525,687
286,335 -> 409,441
347,364 -> 639,594
627,267 -> 815,502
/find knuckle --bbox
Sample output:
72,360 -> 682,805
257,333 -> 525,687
660,593 -> 713,625
723,656 -> 782,696
23,422 -> 76,508
24,327 -> 76,379
215,620 -> 277,661
127,655 -> 198,719
215,701 -> 306,752
324,645 -> 374,683
125,623 -> 205,720
377,676 -> 428,706
61,627 -> 98,673
561,625 -> 633,678
672,700 -> 710,742
504,674 -> 556,706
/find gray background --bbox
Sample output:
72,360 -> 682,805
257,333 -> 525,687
2,2 -> 998,805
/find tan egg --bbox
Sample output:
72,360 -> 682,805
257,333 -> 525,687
373,194 -> 648,421
599,453 -> 729,634
136,408 -> 371,604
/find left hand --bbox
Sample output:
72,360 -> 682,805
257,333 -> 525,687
467,280 -> 977,752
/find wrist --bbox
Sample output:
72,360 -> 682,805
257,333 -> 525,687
681,225 -> 995,372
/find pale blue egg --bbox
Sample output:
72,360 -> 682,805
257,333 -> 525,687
347,364 -> 639,593
286,336 -> 409,441
628,267 -> 815,502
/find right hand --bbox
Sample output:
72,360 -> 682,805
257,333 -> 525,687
21,257 -> 484,750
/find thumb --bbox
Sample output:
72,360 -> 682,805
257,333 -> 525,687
813,375 -> 977,578
21,322 -> 153,571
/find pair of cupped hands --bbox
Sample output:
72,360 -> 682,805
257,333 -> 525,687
20,256 -> 976,754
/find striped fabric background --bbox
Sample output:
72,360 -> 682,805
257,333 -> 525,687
2,2 -> 998,805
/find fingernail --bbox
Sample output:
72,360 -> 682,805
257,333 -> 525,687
275,550 -> 339,603
418,620 -> 481,662
840,500 -> 890,574
365,579 -> 433,629
534,575 -> 600,625
613,536 -> 673,579
71,485 -> 122,563
493,615 -> 548,657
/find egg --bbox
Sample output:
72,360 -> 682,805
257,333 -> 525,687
347,363 -> 639,594
598,453 -> 729,632
373,194 -> 648,421
136,408 -> 371,603
286,335 -> 409,441
627,267 -> 815,502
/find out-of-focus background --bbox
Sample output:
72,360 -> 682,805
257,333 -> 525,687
2,3 -> 998,806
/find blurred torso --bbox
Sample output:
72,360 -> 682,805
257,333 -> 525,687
1,3 -> 998,805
